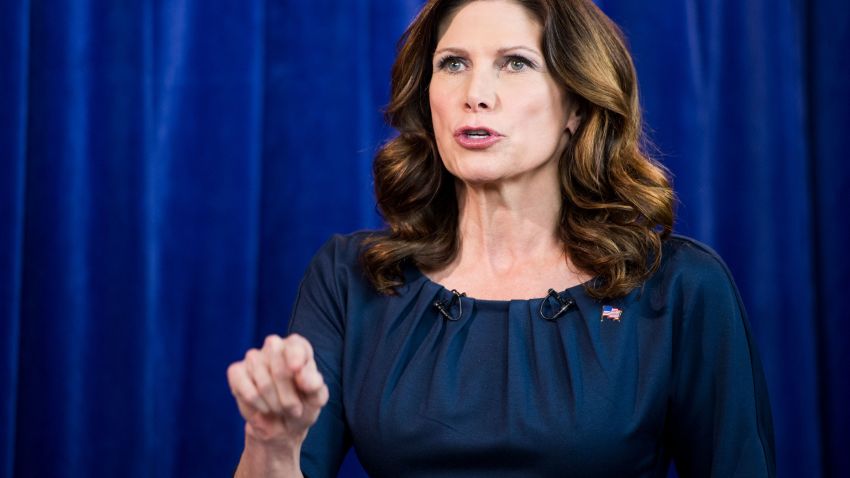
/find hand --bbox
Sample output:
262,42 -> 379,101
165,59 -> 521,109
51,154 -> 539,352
227,334 -> 329,449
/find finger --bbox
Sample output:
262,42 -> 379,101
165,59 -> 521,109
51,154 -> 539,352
227,360 -> 269,417
294,359 -> 329,419
301,381 -> 330,411
284,335 -> 326,407
274,335 -> 314,418
290,374 -> 328,429
264,335 -> 300,417
246,348 -> 281,414
298,384 -> 329,429
294,355 -> 324,394
282,334 -> 313,374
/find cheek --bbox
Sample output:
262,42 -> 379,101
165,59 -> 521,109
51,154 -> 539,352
429,85 -> 455,149
527,84 -> 565,120
515,90 -> 567,139
429,84 -> 450,127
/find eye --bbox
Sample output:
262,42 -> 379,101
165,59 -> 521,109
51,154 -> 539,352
503,55 -> 534,72
437,56 -> 467,73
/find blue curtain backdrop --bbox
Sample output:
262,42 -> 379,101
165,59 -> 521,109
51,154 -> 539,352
0,0 -> 847,476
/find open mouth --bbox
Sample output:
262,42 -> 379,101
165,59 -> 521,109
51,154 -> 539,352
464,129 -> 492,138
454,126 -> 503,149
455,126 -> 502,138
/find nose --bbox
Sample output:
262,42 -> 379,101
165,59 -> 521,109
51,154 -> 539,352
464,68 -> 496,112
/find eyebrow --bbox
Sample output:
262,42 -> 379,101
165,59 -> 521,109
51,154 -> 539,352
433,45 -> 543,58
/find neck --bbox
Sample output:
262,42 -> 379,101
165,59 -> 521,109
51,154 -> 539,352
453,172 -> 563,275
424,171 -> 589,300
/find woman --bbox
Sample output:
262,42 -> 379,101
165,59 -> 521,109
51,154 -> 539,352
228,0 -> 776,476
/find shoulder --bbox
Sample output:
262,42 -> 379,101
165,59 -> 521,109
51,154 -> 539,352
659,234 -> 738,286
652,234 -> 745,316
289,230 -> 386,329
308,229 -> 385,271
302,229 -> 387,295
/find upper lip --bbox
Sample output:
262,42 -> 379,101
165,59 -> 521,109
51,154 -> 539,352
454,126 -> 503,137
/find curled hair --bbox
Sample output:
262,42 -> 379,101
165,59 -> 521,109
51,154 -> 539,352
362,0 -> 675,299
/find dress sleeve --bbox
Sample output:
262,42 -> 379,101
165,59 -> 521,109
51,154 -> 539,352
286,237 -> 351,478
667,244 -> 776,477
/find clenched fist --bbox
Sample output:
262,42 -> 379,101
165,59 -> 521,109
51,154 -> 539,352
228,334 -> 329,451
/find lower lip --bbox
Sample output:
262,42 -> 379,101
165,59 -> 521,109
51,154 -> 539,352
454,133 -> 503,150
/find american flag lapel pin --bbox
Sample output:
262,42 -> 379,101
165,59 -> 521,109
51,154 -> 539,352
601,305 -> 622,322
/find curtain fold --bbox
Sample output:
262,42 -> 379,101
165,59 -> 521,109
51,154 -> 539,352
1,0 -> 847,476
808,0 -> 850,475
0,0 -> 29,476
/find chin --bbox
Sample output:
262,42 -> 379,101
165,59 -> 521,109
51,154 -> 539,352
449,164 -> 507,185
445,153 -> 512,184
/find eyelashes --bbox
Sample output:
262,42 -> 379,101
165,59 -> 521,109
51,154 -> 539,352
436,55 -> 467,73
434,54 -> 539,74
502,55 -> 537,72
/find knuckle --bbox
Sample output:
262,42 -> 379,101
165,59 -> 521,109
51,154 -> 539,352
280,401 -> 296,414
253,374 -> 271,389
230,386 -> 241,398
242,390 -> 260,404
299,336 -> 315,352
288,335 -> 312,354
226,362 -> 241,379
279,395 -> 301,413
256,380 -> 275,397
287,333 -> 304,342
271,364 -> 288,381
263,334 -> 281,348
245,348 -> 260,363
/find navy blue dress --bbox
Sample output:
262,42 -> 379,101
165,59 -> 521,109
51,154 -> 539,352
287,231 -> 775,477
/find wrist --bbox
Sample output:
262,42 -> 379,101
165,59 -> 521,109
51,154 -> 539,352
237,433 -> 302,477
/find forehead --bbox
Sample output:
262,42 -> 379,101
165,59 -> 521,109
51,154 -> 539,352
435,0 -> 542,48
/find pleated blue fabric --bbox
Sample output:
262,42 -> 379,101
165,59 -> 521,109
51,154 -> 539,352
0,0 -> 847,476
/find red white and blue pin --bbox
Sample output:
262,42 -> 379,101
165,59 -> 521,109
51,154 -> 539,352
601,305 -> 623,322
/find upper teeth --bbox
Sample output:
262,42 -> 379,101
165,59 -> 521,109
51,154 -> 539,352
467,130 -> 489,137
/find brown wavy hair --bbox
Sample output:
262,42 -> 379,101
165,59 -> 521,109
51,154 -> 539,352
361,0 -> 675,299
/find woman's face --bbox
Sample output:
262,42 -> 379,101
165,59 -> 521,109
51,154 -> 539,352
429,0 -> 580,186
